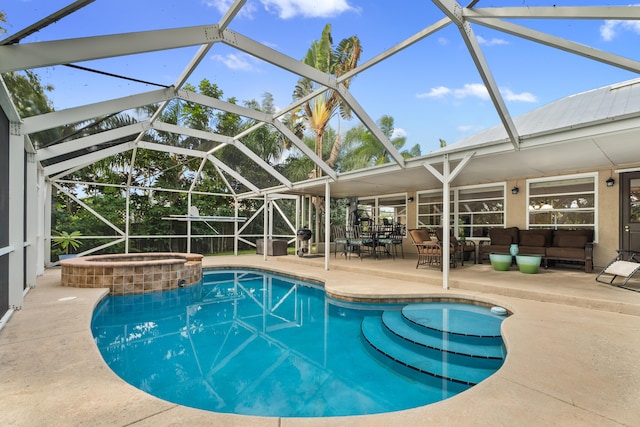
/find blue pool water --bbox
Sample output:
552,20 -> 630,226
91,269 -> 507,417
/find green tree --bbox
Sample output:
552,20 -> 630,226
2,70 -> 60,149
292,23 -> 362,178
342,115 -> 421,170
2,70 -> 54,118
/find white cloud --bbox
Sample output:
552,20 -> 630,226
502,88 -> 537,102
418,83 -> 536,103
416,86 -> 451,99
391,128 -> 407,139
600,19 -> 640,41
453,83 -> 490,100
260,0 -> 355,19
211,53 -> 259,71
205,0 -> 258,19
476,35 -> 508,46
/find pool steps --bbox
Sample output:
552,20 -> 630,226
361,305 -> 506,386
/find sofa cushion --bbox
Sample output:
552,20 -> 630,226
546,247 -> 586,259
491,234 -> 511,245
518,246 -> 546,256
556,234 -> 589,249
489,227 -> 518,245
552,229 -> 593,247
519,233 -> 546,247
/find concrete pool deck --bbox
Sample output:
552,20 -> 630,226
1,254 -> 639,426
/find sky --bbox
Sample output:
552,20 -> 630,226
2,0 -> 640,154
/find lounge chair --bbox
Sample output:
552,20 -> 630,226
595,250 -> 640,291
408,228 -> 453,269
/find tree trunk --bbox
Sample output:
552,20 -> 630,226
326,133 -> 342,168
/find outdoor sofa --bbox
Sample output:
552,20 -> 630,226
478,227 -> 594,273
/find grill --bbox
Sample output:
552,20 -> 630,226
296,227 -> 312,257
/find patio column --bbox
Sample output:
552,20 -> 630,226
8,122 -> 24,309
424,153 -> 475,290
325,180 -> 330,270
25,152 -> 37,288
262,194 -> 268,261
442,159 -> 451,288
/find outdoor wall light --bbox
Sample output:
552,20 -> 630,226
407,196 -> 415,202
511,186 -> 520,194
606,177 -> 615,187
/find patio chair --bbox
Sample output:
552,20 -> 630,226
595,250 -> 640,291
332,224 -> 349,258
346,225 -> 375,260
377,224 -> 405,260
435,228 -> 476,265
408,228 -> 450,269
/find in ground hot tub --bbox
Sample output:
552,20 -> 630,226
60,252 -> 203,295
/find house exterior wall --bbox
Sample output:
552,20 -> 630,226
597,168 -> 620,269
402,166 -> 635,270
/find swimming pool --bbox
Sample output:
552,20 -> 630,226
91,268 -> 507,417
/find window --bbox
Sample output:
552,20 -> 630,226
357,193 -> 408,227
457,184 -> 505,238
417,184 -> 505,237
417,190 -> 450,228
527,173 -> 596,233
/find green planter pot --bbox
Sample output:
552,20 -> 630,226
516,255 -> 542,274
489,253 -> 512,271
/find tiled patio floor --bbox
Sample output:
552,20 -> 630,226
1,254 -> 639,426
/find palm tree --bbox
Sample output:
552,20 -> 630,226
342,115 -> 421,170
292,23 -> 362,178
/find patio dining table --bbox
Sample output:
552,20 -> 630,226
357,224 -> 399,259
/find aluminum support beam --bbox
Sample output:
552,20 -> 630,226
43,179 -> 52,268
423,152 -> 474,290
25,153 -> 37,288
36,168 -> 46,274
0,77 -> 21,122
43,141 -> 137,177
324,181 -> 330,271
270,119 -> 337,180
137,140 -> 207,158
0,0 -> 95,46
340,17 -> 452,81
220,29 -> 338,89
206,154 -> 261,193
54,183 -> 125,236
152,121 -> 231,146
153,121 -> 292,188
433,0 -> 521,150
463,6 -> 640,20
36,122 -> 149,161
175,90 -> 273,123
0,25 -> 225,73
469,16 -> 640,75
23,88 -> 175,134
337,84 -> 405,167
8,124 -> 24,309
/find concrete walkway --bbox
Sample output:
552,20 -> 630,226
1,254 -> 639,426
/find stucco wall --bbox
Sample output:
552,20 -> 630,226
401,168 -> 627,270
596,168 -> 620,269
